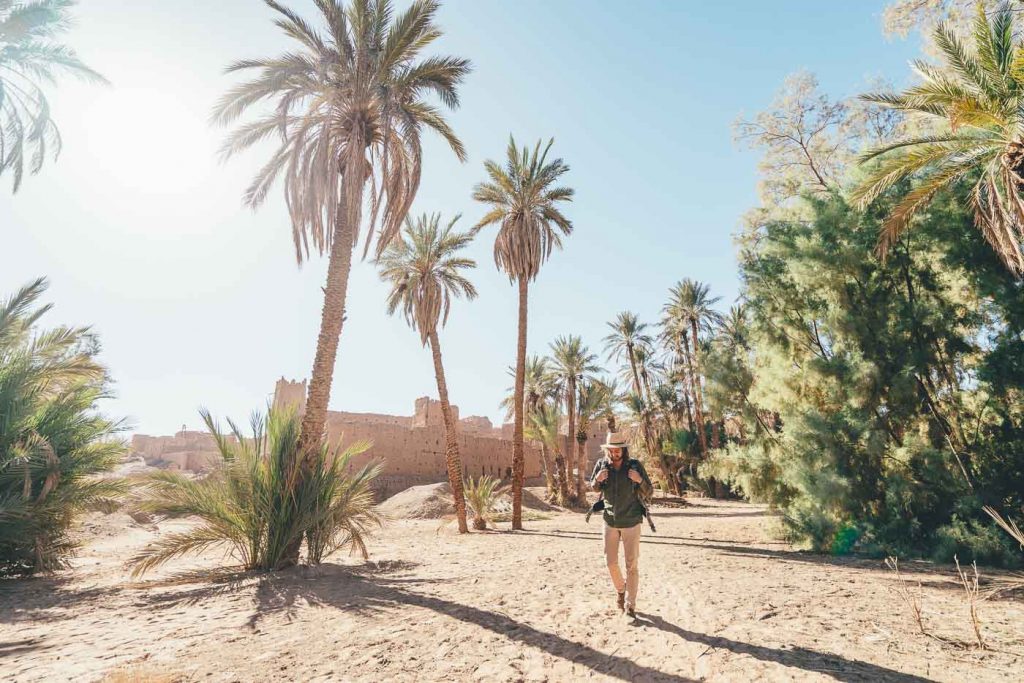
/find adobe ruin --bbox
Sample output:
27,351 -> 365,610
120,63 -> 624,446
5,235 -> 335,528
129,377 -> 610,498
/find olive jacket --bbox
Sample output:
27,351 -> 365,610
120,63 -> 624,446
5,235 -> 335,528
589,456 -> 654,529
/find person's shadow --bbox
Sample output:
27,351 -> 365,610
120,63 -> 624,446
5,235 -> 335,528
630,612 -> 935,683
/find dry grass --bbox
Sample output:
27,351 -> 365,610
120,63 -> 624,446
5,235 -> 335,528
954,555 -> 986,649
885,556 -> 928,635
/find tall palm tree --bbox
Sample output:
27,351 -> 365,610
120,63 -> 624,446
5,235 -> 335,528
214,0 -> 470,461
603,312 -> 653,400
548,335 -> 598,500
604,312 -> 665,485
851,3 -> 1024,275
378,213 -> 476,533
663,279 -> 723,459
1,0 -> 107,191
472,136 -> 573,528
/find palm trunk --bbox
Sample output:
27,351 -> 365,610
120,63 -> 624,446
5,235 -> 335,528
539,441 -> 554,497
283,196 -> 357,567
511,278 -> 528,530
566,376 -> 578,502
553,446 -> 569,504
687,319 -> 708,458
428,330 -> 468,534
575,430 -> 588,497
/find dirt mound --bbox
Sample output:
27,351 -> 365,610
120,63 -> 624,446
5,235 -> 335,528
377,482 -> 455,519
377,482 -> 557,520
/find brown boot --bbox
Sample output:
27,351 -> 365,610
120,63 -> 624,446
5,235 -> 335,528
616,592 -> 625,612
626,605 -> 636,619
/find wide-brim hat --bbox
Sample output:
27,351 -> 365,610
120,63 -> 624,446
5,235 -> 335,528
599,431 -> 629,450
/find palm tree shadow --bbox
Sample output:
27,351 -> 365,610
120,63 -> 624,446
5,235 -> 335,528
248,562 -> 698,682
633,613 -> 933,682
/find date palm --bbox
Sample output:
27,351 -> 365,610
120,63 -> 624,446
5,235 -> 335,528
472,136 -> 573,528
851,3 -> 1024,275
575,378 -> 616,489
548,335 -> 598,501
524,399 -> 562,502
662,279 -> 722,459
378,213 -> 476,533
1,0 -> 107,191
501,355 -> 561,497
213,0 -> 470,464
604,312 -> 662,482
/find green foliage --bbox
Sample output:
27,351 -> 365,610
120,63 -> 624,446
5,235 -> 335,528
0,278 -> 127,576
709,187 -> 1024,565
463,475 -> 508,530
129,408 -> 381,575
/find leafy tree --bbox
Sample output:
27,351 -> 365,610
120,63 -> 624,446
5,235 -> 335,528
0,278 -> 125,575
377,213 -> 477,533
0,0 -> 107,191
214,0 -> 470,468
472,136 -> 573,527
706,189 -> 1024,564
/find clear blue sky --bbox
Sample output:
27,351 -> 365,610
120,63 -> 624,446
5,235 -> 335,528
0,1 -> 922,435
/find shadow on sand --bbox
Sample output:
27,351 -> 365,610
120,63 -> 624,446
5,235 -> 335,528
126,559 -> 935,683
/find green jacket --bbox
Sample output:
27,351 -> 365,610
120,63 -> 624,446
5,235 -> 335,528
590,456 -> 654,528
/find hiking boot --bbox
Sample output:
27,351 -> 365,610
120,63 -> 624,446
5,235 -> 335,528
616,592 -> 625,612
626,605 -> 636,619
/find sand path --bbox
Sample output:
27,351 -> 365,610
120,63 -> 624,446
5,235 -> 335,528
2,495 -> 1022,682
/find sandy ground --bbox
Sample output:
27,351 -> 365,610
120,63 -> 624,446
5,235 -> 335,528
2,492 -> 1022,682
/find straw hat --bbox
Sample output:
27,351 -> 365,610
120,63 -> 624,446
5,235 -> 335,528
599,431 -> 629,450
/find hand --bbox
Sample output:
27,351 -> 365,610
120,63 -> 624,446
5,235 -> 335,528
627,469 -> 643,484
595,469 -> 610,484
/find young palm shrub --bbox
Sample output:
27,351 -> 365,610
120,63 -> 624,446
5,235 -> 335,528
463,475 -> 509,530
129,408 -> 381,576
0,278 -> 127,576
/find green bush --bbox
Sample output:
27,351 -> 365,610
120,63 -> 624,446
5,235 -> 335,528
129,408 -> 381,575
0,278 -> 127,576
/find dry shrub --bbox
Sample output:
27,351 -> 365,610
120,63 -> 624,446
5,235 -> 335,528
954,555 -> 986,649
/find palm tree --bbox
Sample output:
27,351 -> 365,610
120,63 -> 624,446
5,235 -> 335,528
851,3 -> 1024,275
603,312 -> 665,485
214,0 -> 470,462
662,279 -> 723,459
0,279 -> 126,575
503,355 -> 560,497
378,213 -> 476,533
1,0 -> 107,191
548,335 -> 598,501
525,400 -> 563,501
472,136 -> 573,528
576,378 -> 615,492
603,312 -> 653,400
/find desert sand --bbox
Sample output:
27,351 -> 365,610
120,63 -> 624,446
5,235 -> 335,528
2,491 -> 1022,682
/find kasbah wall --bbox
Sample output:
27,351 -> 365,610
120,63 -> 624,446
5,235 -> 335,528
130,378 -> 610,499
